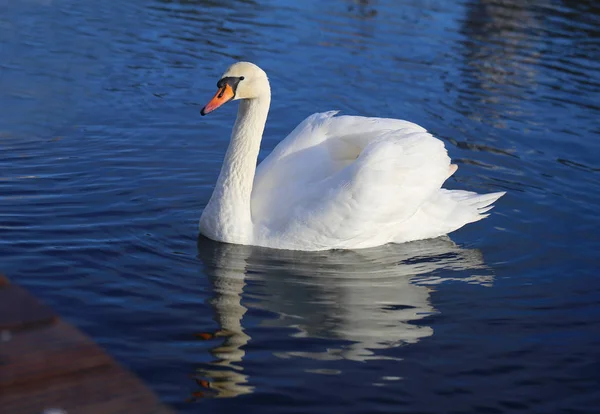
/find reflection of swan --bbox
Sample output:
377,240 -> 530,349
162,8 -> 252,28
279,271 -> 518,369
194,235 -> 491,397
192,240 -> 253,399
198,62 -> 505,251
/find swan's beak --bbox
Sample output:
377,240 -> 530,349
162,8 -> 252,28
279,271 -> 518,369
201,84 -> 234,116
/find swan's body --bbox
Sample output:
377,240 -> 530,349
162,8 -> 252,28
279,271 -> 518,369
199,62 -> 505,251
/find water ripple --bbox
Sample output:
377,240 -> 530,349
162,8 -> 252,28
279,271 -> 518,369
2,0 -> 599,413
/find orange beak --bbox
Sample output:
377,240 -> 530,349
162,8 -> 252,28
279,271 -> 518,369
201,84 -> 235,116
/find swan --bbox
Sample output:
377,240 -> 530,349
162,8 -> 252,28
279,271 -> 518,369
199,62 -> 505,251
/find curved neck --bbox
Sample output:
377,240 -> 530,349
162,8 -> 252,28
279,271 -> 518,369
201,92 -> 271,244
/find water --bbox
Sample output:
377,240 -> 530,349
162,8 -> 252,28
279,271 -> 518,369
2,0 -> 599,412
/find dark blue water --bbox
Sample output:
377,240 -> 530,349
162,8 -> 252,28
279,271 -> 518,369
2,0 -> 600,412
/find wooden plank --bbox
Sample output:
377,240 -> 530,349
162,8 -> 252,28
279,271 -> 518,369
0,319 -> 113,388
0,275 -> 175,413
0,284 -> 57,330
0,365 -> 174,414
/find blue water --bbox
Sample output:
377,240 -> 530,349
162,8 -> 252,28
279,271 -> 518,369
2,0 -> 600,412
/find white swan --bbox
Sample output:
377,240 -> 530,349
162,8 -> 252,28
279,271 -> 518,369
199,62 -> 505,251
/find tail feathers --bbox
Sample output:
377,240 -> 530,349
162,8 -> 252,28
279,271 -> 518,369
451,190 -> 506,221
392,190 -> 505,243
478,205 -> 495,214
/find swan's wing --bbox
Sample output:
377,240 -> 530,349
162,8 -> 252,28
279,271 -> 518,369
255,111 -> 428,178
283,132 -> 451,249
253,111 -> 345,200
252,111 -> 432,215
252,112 -> 453,249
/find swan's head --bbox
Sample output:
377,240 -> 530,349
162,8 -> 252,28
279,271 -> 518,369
201,62 -> 269,116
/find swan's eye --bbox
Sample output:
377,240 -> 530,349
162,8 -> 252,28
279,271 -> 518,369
239,76 -> 245,81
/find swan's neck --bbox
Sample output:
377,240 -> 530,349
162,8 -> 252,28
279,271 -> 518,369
201,95 -> 270,243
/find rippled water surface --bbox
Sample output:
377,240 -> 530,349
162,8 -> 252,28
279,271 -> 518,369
2,0 -> 600,412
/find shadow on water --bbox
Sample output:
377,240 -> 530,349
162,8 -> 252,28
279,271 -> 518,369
192,235 -> 493,399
